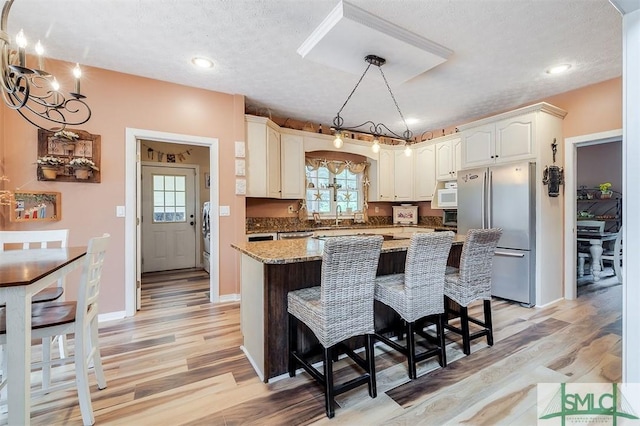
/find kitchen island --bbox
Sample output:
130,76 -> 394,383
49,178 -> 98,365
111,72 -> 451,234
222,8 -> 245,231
232,235 -> 464,382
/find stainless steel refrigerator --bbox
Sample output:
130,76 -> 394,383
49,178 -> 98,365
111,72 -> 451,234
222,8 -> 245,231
457,161 -> 536,306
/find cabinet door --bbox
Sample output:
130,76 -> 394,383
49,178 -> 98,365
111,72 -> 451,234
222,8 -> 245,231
377,148 -> 395,201
394,149 -> 414,201
246,121 -> 268,197
266,126 -> 281,198
414,143 -> 436,201
280,134 -> 305,199
435,140 -> 454,180
462,123 -> 494,168
452,137 -> 462,180
495,112 -> 535,163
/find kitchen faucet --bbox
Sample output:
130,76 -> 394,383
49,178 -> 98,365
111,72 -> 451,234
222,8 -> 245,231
335,205 -> 342,226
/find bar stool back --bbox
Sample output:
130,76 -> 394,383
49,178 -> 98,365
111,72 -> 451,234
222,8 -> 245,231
287,235 -> 383,418
444,228 -> 502,355
374,231 -> 454,379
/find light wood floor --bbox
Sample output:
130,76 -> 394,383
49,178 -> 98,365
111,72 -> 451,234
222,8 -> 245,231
5,269 -> 622,425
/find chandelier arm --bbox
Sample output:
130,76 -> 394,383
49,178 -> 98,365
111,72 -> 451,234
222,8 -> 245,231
377,66 -> 413,139
1,0 -> 92,131
335,61 -> 372,118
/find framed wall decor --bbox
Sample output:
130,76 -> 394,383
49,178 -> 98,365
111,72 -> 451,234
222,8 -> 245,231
10,191 -> 61,222
37,129 -> 101,183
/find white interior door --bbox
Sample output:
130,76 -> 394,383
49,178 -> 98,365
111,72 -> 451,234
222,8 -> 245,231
142,164 -> 197,272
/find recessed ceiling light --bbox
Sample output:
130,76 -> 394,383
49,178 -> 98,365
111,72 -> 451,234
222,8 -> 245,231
191,56 -> 214,69
546,64 -> 571,74
404,117 -> 420,125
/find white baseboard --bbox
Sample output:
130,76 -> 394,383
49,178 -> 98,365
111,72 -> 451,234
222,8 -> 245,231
98,310 -> 127,323
535,297 -> 564,309
219,293 -> 240,303
240,345 -> 264,382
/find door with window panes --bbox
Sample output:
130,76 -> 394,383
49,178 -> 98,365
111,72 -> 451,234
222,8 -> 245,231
141,165 -> 197,272
306,164 -> 362,217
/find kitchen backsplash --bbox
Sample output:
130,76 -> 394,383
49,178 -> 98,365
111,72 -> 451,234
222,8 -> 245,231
246,215 -> 445,233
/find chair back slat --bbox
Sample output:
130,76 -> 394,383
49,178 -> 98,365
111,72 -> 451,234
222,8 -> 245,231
576,220 -> 605,234
76,234 -> 110,324
0,230 -> 69,251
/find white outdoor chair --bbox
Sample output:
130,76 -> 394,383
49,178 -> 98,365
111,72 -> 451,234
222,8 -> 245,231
0,233 -> 110,425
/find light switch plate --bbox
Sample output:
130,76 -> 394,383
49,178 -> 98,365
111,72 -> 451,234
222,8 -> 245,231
116,205 -> 125,217
219,205 -> 230,216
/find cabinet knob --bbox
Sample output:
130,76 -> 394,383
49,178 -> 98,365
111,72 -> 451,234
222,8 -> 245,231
495,155 -> 499,158
491,155 -> 494,158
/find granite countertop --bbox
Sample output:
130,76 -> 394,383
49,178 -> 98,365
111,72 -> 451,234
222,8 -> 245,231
246,224 -> 457,235
232,233 -> 465,264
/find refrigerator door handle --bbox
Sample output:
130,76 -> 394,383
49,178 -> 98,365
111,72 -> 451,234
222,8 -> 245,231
487,170 -> 493,228
481,171 -> 487,228
495,251 -> 526,258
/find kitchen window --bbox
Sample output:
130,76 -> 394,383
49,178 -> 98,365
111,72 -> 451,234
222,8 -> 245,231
305,158 -> 369,217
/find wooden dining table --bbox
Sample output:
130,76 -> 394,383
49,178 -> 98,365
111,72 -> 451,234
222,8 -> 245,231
0,246 -> 86,426
577,231 -> 617,281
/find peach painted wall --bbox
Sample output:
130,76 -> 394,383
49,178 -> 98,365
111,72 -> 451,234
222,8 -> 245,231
1,59 -> 245,314
543,78 -> 622,137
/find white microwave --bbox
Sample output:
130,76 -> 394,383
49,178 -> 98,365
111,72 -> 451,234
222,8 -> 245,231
437,188 -> 457,208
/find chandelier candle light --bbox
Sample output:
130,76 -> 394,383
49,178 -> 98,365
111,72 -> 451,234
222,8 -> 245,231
332,55 -> 414,155
0,0 -> 91,130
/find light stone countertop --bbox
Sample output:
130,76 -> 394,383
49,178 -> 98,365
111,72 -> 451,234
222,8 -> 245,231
231,234 -> 465,265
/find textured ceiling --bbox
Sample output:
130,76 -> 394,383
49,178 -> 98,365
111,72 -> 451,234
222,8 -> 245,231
7,0 -> 622,136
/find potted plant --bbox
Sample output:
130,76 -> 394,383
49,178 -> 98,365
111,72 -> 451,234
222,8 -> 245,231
37,156 -> 64,180
53,130 -> 79,141
69,157 -> 98,179
598,182 -> 613,199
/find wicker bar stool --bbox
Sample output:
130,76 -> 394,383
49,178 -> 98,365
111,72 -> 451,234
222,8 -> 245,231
288,235 -> 383,418
374,231 -> 454,379
444,228 -> 502,356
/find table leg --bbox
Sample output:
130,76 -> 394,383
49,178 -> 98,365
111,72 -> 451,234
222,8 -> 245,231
5,287 -> 32,425
589,241 -> 604,282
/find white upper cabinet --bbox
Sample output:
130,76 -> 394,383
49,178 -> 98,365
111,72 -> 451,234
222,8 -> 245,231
394,149 -> 414,202
246,116 -> 281,198
376,148 -> 395,202
435,135 -> 462,180
462,112 -> 536,168
413,142 -> 436,201
280,134 -> 305,199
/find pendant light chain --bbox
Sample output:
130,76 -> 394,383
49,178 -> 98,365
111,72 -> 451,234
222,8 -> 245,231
335,61 -> 373,121
377,66 -> 412,140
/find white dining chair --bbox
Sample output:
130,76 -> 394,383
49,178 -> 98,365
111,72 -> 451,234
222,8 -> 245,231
0,233 -> 110,425
601,225 -> 623,282
0,230 -> 71,389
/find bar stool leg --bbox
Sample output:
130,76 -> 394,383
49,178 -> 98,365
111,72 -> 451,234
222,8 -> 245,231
484,300 -> 494,347
366,334 -> 377,398
437,314 -> 447,367
323,346 -> 335,418
288,314 -> 297,377
460,306 -> 471,355
406,321 -> 417,380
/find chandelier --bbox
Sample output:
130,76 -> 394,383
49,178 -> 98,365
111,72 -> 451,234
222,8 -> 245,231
332,55 -> 413,156
0,0 -> 91,131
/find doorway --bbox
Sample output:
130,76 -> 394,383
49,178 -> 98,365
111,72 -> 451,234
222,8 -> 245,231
563,129 -> 622,300
125,128 -> 219,317
141,163 -> 198,273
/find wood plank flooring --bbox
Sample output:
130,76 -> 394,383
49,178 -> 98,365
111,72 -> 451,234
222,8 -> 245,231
3,269 -> 622,425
